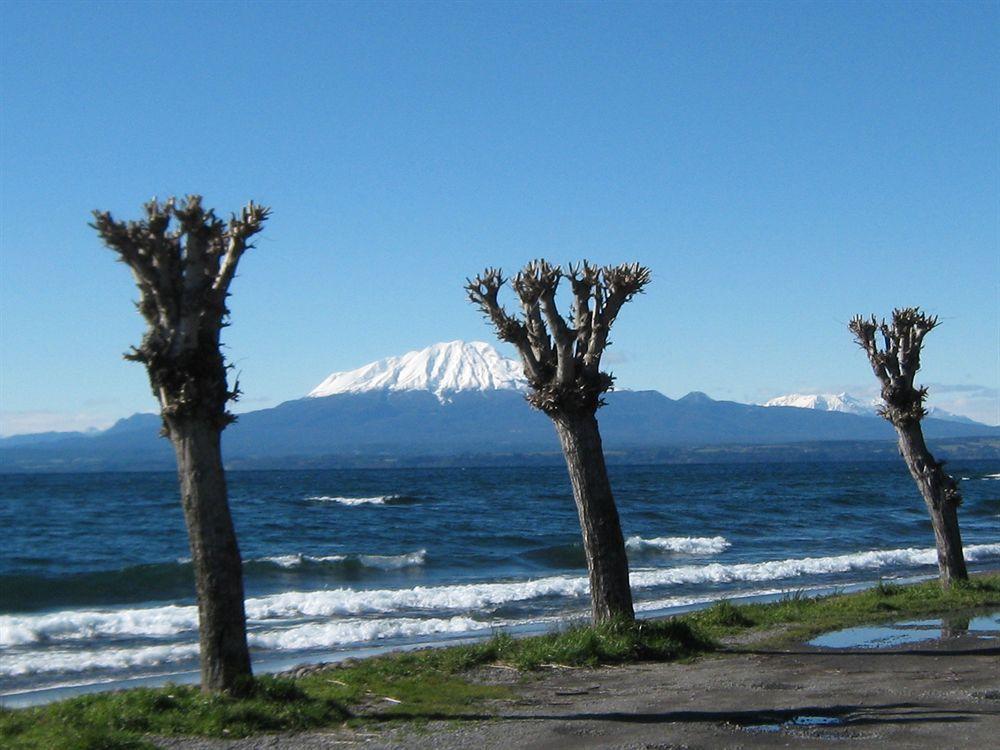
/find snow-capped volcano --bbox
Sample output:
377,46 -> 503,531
761,393 -> 975,423
762,393 -> 877,416
308,341 -> 528,402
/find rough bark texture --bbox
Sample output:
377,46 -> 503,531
893,421 -> 968,586
467,260 -> 650,623
171,419 -> 253,691
553,411 -> 635,622
850,308 -> 968,588
93,196 -> 269,692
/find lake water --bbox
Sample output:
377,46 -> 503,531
1,460 -> 998,703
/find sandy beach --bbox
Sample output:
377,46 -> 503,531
153,615 -> 1000,750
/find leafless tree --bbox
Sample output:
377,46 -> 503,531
467,260 -> 650,623
93,195 -> 269,693
850,307 -> 968,587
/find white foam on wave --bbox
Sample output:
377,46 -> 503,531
4,543 -> 997,651
256,554 -> 347,568
1,642 -> 200,677
635,587 -> 799,614
629,543 -> 1000,588
982,473 -> 1000,480
244,574 -> 590,620
250,615 -> 488,651
246,542 -> 1000,619
252,550 -> 425,570
626,535 -> 731,555
2,617 -> 491,677
0,605 -> 196,647
358,550 -> 427,570
306,495 -> 402,506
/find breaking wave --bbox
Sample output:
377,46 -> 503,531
626,535 -> 731,555
2,616 -> 490,677
305,495 -> 418,506
252,549 -> 426,571
1,550 -> 429,614
249,615 -> 489,651
1,643 -> 201,678
5,543 -> 997,652
628,543 -> 1000,588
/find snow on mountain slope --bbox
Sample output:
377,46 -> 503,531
762,393 -> 976,423
762,393 -> 876,416
308,341 -> 528,402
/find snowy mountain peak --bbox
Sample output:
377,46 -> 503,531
308,341 -> 528,402
761,392 -> 977,424
762,393 -> 876,416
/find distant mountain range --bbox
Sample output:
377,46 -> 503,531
2,342 -> 997,472
760,392 -> 976,424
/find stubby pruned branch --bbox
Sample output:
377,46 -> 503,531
215,202 -> 270,298
466,259 -> 650,414
92,195 -> 270,428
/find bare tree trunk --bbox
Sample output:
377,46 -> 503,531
170,418 -> 253,694
552,411 -> 635,624
893,421 -> 968,587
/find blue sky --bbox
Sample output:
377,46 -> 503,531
1,0 -> 997,434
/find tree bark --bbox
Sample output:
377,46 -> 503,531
552,411 -> 635,623
169,418 -> 253,693
893,421 -> 968,587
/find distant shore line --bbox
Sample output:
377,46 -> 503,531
2,435 -> 999,473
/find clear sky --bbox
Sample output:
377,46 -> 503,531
1,0 -> 997,435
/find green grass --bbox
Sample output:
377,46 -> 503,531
3,574 -> 998,750
689,574 -> 1000,643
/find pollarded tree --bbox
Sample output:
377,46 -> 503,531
92,196 -> 269,693
467,260 -> 650,623
850,307 -> 968,587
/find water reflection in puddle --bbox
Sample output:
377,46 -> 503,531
744,715 -> 845,733
968,612 -> 1000,631
809,610 -> 1000,649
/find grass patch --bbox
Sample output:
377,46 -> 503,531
0,676 -> 348,750
687,574 -> 1000,644
3,574 -> 998,749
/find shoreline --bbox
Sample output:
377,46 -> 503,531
4,575 -> 999,750
0,573 -> 944,709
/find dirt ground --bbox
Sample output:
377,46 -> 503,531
156,627 -> 1000,750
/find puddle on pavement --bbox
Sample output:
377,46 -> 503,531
809,609 -> 1000,649
743,715 -> 845,733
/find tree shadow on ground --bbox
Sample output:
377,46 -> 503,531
366,701 -> 988,727
729,645 -> 1000,658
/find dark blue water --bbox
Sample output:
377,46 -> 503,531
1,461 -> 997,699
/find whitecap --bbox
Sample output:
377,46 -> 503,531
628,543 -> 1000,588
242,574 -> 590,620
626,535 -> 730,555
0,605 -> 197,647
253,553 -> 347,568
5,543 -> 997,648
251,550 -> 424,570
249,615 -> 488,651
1,618 -> 491,677
0,642 -> 200,677
306,495 -> 400,505
357,550 -> 427,570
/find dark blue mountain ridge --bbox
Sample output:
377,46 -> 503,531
1,388 -> 996,473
